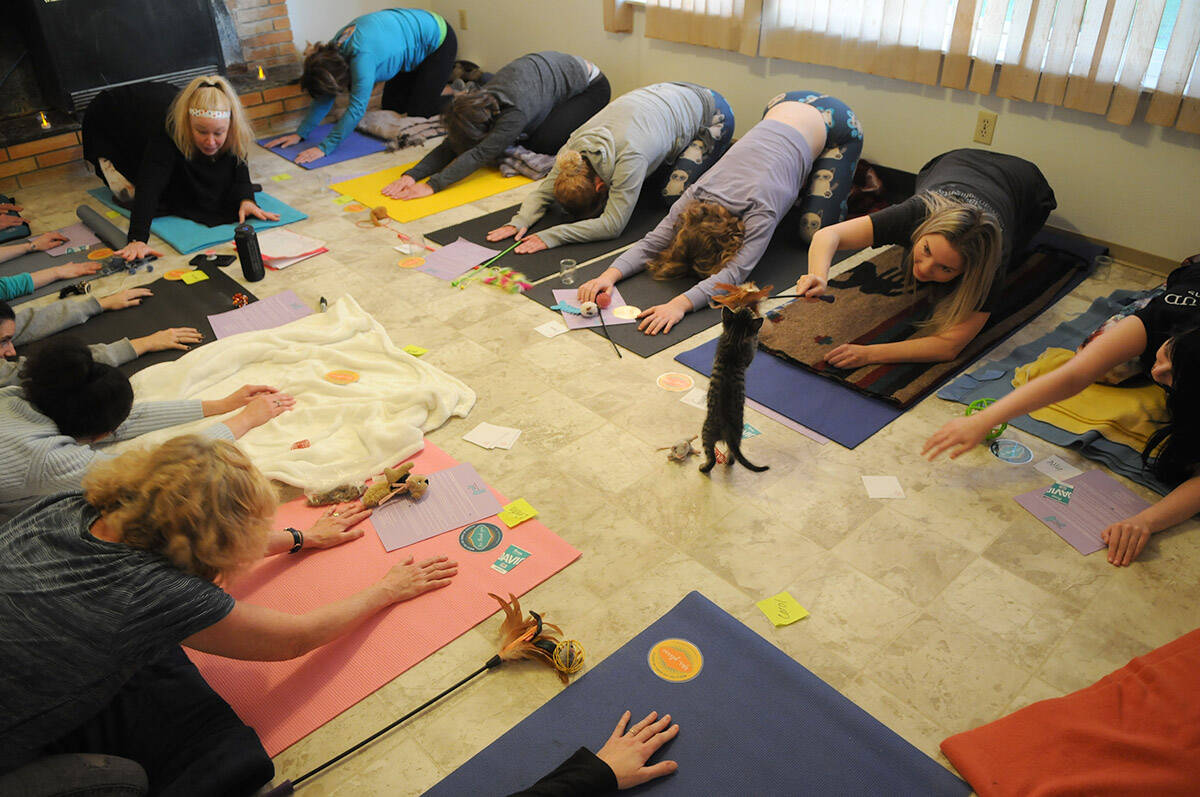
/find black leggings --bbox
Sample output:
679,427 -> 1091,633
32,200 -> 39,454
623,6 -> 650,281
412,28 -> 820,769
381,25 -> 458,118
524,74 -> 612,155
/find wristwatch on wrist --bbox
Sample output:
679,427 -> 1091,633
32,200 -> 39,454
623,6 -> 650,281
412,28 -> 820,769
286,526 -> 304,554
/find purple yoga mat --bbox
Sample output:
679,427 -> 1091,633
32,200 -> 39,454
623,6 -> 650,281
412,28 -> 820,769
258,124 -> 387,169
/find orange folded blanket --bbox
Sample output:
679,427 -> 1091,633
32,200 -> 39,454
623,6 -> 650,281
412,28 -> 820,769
941,627 -> 1200,796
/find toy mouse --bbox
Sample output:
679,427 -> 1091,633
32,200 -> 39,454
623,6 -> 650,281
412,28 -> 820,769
657,435 -> 699,462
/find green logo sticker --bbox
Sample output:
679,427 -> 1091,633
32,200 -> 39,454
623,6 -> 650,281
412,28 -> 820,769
459,522 -> 503,552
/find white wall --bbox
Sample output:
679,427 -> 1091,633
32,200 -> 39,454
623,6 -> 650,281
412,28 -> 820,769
287,0 -> 431,51
431,0 -> 1200,261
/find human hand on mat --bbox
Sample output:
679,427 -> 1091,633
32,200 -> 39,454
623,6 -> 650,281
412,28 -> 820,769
381,555 -> 458,602
381,175 -> 417,198
238,200 -> 281,224
0,215 -> 25,230
50,261 -> 102,280
638,299 -> 688,335
29,231 -> 68,251
306,502 -> 373,549
131,326 -> 203,354
114,241 -> 164,262
1102,520 -> 1151,566
514,234 -> 548,254
486,224 -> 525,242
596,710 -> 680,789
264,133 -> 302,149
794,273 -> 827,298
223,393 -> 295,438
825,343 -> 873,368
578,270 -> 618,304
216,384 -> 286,412
922,415 -> 992,460
97,287 -> 153,311
295,146 -> 325,165
390,182 -> 434,201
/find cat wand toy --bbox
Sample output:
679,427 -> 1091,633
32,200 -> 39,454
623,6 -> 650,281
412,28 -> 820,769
594,292 -> 622,358
771,293 -> 835,302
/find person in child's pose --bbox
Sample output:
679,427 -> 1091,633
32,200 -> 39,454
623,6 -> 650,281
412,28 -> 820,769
383,52 -> 610,200
82,76 -> 279,263
578,91 -> 862,335
794,148 -> 1056,366
0,231 -> 100,299
924,257 -> 1200,566
263,7 -> 458,164
487,82 -> 734,254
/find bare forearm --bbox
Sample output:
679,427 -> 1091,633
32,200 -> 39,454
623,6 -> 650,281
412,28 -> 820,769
867,336 -> 961,364
0,243 -> 30,264
806,229 -> 839,281
30,266 -> 62,288
1130,477 -> 1200,533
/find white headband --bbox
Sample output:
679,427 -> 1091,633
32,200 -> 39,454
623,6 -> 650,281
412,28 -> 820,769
189,108 -> 231,119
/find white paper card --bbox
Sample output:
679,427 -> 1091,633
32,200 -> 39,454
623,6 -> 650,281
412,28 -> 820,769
534,321 -> 570,338
463,422 -> 522,450
862,475 -> 905,499
680,388 -> 707,410
1034,455 -> 1084,481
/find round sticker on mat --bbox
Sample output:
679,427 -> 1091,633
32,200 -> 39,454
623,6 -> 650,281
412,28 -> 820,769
324,369 -> 360,385
647,638 -> 703,683
613,305 -> 641,320
343,203 -> 366,213
164,269 -> 191,281
656,372 -> 694,392
459,522 -> 503,552
989,438 -> 1033,464
397,256 -> 425,269
87,248 -> 114,260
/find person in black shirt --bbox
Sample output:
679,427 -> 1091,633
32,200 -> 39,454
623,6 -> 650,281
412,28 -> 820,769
794,149 -> 1055,366
82,76 -> 279,262
924,257 -> 1200,567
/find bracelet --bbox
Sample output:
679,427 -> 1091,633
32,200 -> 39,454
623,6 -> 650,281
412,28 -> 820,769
286,526 -> 304,554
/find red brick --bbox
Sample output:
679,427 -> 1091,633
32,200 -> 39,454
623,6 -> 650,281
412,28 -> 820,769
236,19 -> 277,37
237,3 -> 287,22
0,149 -> 8,164
272,18 -> 291,31
0,176 -> 18,193
7,132 -> 79,159
0,157 -> 37,178
245,30 -> 291,48
263,83 -> 303,102
239,90 -> 263,106
283,95 -> 310,111
35,145 -> 83,168
243,43 -> 289,60
237,0 -> 272,7
244,101 -> 283,119
269,0 -> 287,5
16,160 -> 92,188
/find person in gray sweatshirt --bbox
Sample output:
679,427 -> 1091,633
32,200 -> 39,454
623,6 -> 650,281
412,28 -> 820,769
486,82 -> 734,254
0,291 -> 204,387
382,51 -> 610,199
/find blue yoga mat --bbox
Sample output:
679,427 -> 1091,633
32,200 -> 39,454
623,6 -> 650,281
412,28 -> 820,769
257,124 -> 387,169
428,592 -> 969,796
86,188 -> 306,255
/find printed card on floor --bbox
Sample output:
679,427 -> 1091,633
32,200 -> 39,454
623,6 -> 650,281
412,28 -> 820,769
534,321 -> 570,338
207,290 -> 313,339
680,388 -> 708,410
462,422 -> 521,450
491,544 -> 531,574
862,475 -> 905,499
756,591 -> 810,627
1014,470 -> 1153,555
416,237 -> 499,280
371,463 -> 503,551
1034,455 -> 1084,481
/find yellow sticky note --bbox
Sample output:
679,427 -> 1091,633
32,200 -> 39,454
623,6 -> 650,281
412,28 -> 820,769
403,344 -> 427,357
332,194 -> 355,205
105,210 -> 120,219
498,498 -> 538,528
756,592 -> 809,627
181,270 -> 209,284
270,173 -> 293,182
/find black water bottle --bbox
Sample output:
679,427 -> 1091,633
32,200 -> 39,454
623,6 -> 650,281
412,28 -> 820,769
234,224 -> 265,282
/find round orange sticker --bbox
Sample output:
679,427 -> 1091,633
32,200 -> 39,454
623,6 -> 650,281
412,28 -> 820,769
397,256 -> 425,269
647,638 -> 703,683
656,372 -> 695,392
87,248 -> 114,260
324,370 -> 360,385
343,203 -> 366,213
164,269 -> 191,281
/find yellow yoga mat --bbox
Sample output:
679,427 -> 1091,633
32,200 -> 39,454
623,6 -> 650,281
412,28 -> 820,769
329,161 -> 532,223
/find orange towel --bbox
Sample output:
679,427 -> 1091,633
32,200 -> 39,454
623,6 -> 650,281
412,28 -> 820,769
941,627 -> 1200,796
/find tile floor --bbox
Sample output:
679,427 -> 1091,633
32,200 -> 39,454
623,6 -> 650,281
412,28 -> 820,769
15,143 -> 1194,795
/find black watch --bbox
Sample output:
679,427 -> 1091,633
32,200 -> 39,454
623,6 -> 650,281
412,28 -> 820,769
286,526 -> 304,554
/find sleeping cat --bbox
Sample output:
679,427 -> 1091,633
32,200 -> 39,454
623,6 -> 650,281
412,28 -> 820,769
700,306 -> 769,474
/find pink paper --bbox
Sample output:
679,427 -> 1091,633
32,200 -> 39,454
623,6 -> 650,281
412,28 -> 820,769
551,287 -> 637,329
371,462 -> 502,551
46,222 -> 101,256
187,441 -> 581,756
417,237 -> 499,280
1014,470 -> 1152,555
206,290 -> 312,339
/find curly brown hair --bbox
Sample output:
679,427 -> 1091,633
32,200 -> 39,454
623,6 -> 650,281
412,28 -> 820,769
83,435 -> 277,583
646,201 -> 745,280
553,150 -> 605,218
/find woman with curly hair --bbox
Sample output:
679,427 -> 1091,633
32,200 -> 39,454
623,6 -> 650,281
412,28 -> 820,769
0,435 -> 456,794
578,92 -> 861,335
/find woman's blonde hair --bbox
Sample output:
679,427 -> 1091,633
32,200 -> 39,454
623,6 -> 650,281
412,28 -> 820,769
83,435 -> 277,583
166,75 -> 252,162
907,192 -> 1002,331
553,150 -> 604,218
646,201 -> 745,280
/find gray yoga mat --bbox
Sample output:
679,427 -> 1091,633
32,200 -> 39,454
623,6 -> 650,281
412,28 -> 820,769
424,192 -> 671,282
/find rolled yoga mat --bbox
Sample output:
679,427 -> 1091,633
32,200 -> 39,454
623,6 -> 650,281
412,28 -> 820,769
77,204 -> 128,250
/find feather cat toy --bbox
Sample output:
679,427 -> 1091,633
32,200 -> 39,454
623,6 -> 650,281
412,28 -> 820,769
699,303 -> 769,474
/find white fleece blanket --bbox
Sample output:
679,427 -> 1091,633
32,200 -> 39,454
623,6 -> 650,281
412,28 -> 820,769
117,295 -> 475,491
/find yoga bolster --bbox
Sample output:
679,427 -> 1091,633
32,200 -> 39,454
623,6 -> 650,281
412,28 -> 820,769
76,205 -> 127,250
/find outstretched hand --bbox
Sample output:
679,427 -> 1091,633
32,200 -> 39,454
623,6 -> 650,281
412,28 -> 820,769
596,710 -> 680,790
1101,520 -> 1151,566
98,287 -> 153,311
486,224 -> 525,243
922,415 -> 992,461
238,200 -> 281,224
380,555 -> 458,602
305,502 -> 373,549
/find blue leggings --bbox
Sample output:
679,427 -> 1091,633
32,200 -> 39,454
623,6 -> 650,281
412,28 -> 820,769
652,88 -> 735,205
764,91 -> 863,242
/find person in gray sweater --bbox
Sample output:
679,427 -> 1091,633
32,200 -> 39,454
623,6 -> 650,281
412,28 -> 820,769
0,291 -> 204,387
487,82 -> 734,254
382,51 -> 610,199
0,339 -> 294,523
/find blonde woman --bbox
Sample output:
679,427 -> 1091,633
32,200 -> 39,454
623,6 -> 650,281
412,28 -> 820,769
795,149 -> 1056,366
0,435 -> 456,793
82,76 -> 279,262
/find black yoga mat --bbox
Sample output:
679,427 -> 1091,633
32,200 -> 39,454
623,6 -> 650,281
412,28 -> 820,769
524,225 -> 851,358
424,192 -> 671,282
20,267 -> 256,377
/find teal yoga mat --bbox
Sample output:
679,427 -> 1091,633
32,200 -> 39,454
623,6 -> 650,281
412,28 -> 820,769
86,188 -> 306,254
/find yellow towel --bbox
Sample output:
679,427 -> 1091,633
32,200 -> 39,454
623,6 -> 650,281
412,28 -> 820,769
1013,348 -> 1168,450
330,161 -> 532,223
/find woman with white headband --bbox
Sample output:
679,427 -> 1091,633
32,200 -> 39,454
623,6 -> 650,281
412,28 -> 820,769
81,76 -> 279,262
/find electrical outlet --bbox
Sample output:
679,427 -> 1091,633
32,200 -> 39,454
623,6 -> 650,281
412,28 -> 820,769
458,9 -> 468,30
974,110 -> 997,145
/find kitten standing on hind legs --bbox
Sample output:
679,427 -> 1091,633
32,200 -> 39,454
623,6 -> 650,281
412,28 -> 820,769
700,306 -> 769,474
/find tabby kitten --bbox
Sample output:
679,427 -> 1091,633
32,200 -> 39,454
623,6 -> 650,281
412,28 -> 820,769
700,306 -> 769,474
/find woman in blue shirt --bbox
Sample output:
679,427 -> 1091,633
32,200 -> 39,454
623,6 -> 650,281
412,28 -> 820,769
264,8 -> 456,164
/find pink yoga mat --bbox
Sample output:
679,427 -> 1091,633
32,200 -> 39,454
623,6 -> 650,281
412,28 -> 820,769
187,442 -> 581,756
